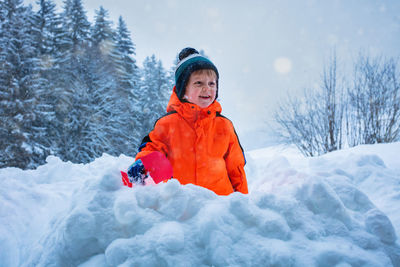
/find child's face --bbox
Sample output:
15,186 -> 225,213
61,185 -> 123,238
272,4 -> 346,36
184,70 -> 217,108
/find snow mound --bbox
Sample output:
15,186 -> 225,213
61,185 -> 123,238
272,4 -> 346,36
1,144 -> 400,266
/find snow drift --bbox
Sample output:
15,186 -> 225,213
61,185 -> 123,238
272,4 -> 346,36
1,143 -> 400,266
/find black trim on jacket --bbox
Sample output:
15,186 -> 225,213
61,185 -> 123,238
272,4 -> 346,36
138,111 -> 178,152
216,112 -> 246,163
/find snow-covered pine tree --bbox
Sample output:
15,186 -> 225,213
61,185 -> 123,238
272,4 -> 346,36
115,16 -> 139,89
0,0 -> 46,168
112,16 -> 141,155
31,0 -> 65,160
91,6 -> 114,47
56,0 -> 73,54
63,0 -> 90,52
83,5 -> 118,159
138,55 -> 171,139
36,0 -> 61,55
45,0 -> 74,159
54,0 -> 94,163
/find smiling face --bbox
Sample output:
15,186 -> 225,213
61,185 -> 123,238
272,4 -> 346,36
183,70 -> 217,108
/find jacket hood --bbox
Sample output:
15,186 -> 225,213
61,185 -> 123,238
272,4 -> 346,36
167,87 -> 222,122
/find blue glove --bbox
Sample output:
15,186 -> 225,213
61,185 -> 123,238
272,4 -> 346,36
127,159 -> 147,184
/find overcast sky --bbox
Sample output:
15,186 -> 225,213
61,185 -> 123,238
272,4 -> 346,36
26,0 -> 400,149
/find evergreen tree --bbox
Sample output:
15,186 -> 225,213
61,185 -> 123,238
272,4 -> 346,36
56,0 -> 73,54
0,0 -> 173,167
116,17 -> 135,55
91,6 -> 114,47
63,0 -> 90,51
54,0 -> 93,162
0,0 -> 45,168
85,6 -> 118,158
115,16 -> 139,89
113,16 -> 141,154
36,0 -> 61,55
90,6 -> 117,79
33,0 -> 64,157
138,55 -> 170,138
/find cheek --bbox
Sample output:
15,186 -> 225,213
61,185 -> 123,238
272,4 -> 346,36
186,88 -> 199,99
211,88 -> 217,98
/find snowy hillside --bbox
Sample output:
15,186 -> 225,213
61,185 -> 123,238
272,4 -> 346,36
1,143 -> 400,266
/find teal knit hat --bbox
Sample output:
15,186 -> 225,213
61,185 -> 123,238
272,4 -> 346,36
174,48 -> 219,100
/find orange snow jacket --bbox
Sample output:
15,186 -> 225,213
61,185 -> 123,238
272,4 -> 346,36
135,88 -> 248,195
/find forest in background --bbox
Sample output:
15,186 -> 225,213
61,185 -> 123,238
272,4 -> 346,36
0,0 -> 174,169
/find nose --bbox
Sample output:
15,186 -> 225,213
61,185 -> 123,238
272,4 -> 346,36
202,84 -> 211,91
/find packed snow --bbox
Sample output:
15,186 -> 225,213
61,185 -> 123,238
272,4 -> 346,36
1,143 -> 400,266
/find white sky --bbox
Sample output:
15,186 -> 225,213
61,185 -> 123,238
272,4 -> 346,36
26,0 -> 400,149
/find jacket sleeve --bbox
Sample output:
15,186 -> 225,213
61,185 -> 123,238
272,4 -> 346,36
135,121 -> 169,161
224,124 -> 248,194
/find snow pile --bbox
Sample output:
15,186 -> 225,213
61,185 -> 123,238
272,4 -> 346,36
1,144 -> 400,266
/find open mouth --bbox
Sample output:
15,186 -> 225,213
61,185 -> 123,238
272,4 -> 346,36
199,96 -> 211,99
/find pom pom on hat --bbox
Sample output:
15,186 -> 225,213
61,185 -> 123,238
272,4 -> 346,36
178,47 -> 199,61
174,47 -> 219,100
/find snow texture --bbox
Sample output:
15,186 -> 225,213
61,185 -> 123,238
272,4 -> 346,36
1,143 -> 400,266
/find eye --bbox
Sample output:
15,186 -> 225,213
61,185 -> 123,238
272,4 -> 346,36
209,81 -> 216,87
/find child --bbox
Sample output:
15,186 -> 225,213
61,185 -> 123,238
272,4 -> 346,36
128,47 -> 248,195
